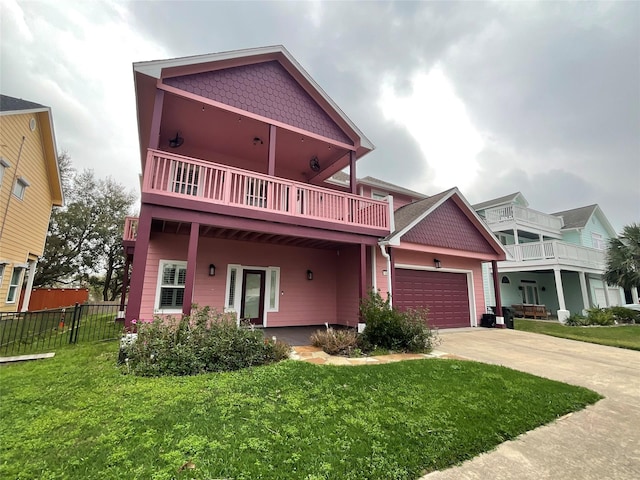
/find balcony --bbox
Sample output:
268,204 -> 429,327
503,241 -> 605,270
484,204 -> 563,234
123,216 -> 138,242
126,149 -> 390,241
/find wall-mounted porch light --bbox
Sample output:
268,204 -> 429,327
209,264 -> 216,277
434,258 -> 442,269
169,132 -> 184,148
306,269 -> 313,281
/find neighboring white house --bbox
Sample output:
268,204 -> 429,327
474,192 -> 626,321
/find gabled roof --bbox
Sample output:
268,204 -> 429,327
382,187 -> 507,258
472,192 -> 528,211
0,95 -> 46,112
133,45 -> 374,153
0,94 -> 63,206
552,204 -> 616,236
327,172 -> 427,199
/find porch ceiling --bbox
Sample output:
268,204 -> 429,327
151,219 -> 346,250
157,93 -> 351,183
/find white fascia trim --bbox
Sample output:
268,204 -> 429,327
0,107 -> 49,117
134,45 -> 374,151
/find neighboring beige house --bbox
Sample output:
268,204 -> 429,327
0,95 -> 63,312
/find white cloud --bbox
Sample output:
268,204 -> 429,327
378,64 -> 483,191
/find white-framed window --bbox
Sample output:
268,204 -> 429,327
155,260 -> 187,313
0,157 -> 10,190
592,232 -> 606,250
0,263 -> 6,288
6,266 -> 24,304
13,176 -> 30,200
372,190 -> 388,201
267,267 -> 280,312
520,282 -> 540,304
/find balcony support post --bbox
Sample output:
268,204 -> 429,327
491,260 -> 505,327
182,222 -> 200,316
349,151 -> 357,194
268,124 -> 276,176
554,266 -> 570,322
601,276 -> 611,307
125,208 -> 153,328
357,243 -> 367,332
578,271 -> 590,313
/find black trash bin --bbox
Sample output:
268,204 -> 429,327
480,313 -> 496,328
502,307 -> 514,329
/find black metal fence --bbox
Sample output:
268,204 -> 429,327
0,303 -> 124,357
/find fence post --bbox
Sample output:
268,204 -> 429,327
69,303 -> 81,344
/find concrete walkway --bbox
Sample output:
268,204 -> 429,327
421,328 -> 640,480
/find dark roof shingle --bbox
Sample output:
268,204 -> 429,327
552,204 -> 598,229
0,94 -> 47,112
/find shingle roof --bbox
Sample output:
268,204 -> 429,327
0,94 -> 47,112
472,192 -> 523,211
388,188 -> 455,238
326,173 -> 426,199
552,204 -> 598,229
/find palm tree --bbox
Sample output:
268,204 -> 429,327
604,223 -> 640,291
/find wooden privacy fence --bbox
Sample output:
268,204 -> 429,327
0,303 -> 123,357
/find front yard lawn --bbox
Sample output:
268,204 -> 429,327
0,341 -> 600,480
516,319 -> 640,351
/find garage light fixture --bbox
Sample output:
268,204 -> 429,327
434,259 -> 441,269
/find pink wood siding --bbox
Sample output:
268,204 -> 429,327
403,199 -> 497,254
164,61 -> 353,145
140,233 -> 346,326
375,248 -> 391,300
336,245 -> 360,326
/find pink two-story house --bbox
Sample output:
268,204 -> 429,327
123,46 -> 507,330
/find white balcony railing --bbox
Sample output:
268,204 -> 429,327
484,205 -> 563,231
140,149 -> 390,231
504,241 -> 605,269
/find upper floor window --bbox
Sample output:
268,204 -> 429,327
0,158 -> 10,190
592,233 -> 606,250
13,176 -> 30,200
372,191 -> 388,201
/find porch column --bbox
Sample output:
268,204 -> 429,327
632,287 -> 639,304
349,151 -> 357,194
578,271 -> 590,313
268,124 -> 276,176
514,228 -> 519,245
553,267 -> 570,322
20,258 -> 37,312
357,243 -> 367,332
125,208 -> 153,328
491,260 -> 505,327
149,90 -> 164,149
601,276 -> 611,307
182,222 -> 200,316
118,254 -> 132,319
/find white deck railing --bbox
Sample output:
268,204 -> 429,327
504,240 -> 605,268
484,205 -> 563,231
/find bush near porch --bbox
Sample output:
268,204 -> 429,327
0,340 -> 600,480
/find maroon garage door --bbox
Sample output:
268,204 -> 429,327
394,269 -> 471,328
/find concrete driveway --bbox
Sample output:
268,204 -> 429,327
422,328 -> 640,480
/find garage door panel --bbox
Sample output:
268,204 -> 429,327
395,269 -> 471,328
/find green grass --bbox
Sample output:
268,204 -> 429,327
515,319 -> 640,351
0,341 -> 601,480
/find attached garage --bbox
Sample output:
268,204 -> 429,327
394,268 -> 472,328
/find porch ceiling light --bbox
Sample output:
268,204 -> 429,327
434,258 -> 442,269
309,156 -> 320,172
253,137 -> 263,145
169,132 -> 184,148
306,269 -> 313,281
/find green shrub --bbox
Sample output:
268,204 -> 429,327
310,326 -> 359,355
608,306 -> 640,324
359,291 -> 439,353
120,306 -> 291,376
565,313 -> 587,326
585,307 -> 615,326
